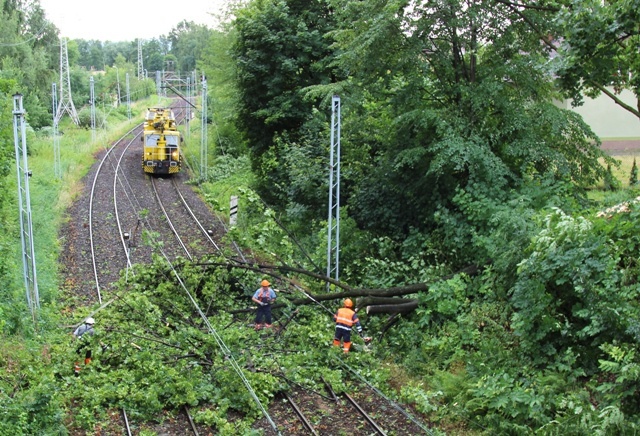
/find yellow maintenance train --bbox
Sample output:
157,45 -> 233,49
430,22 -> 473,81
141,107 -> 182,175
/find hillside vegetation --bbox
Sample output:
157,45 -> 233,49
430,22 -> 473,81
1,0 -> 640,434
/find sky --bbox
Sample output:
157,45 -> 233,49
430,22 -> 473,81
38,0 -> 229,42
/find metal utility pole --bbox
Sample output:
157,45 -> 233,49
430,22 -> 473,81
90,76 -> 96,142
185,76 -> 191,139
55,37 -> 79,125
52,83 -> 62,180
326,95 -> 341,290
115,66 -> 121,105
200,78 -> 208,180
192,70 -> 197,96
137,39 -> 144,80
155,70 -> 162,96
126,73 -> 131,120
13,94 -> 40,318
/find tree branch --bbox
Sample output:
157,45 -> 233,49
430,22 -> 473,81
227,263 -> 481,314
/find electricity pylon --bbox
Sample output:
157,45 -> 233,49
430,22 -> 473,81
200,78 -> 208,180
55,37 -> 79,125
326,95 -> 341,290
13,94 -> 40,319
137,39 -> 144,80
52,83 -> 61,179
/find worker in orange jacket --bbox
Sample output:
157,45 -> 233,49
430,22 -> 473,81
333,299 -> 370,353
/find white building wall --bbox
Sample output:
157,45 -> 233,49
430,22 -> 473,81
562,89 -> 640,152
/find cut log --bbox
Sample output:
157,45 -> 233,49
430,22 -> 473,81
365,300 -> 418,315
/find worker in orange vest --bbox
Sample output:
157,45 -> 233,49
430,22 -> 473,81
252,279 -> 277,330
333,299 -> 370,353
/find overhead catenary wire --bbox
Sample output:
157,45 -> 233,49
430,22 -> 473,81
161,250 -> 282,435
338,359 -> 434,435
87,98 -> 425,434
0,21 -> 51,47
101,170 -> 283,433
65,94 -> 278,430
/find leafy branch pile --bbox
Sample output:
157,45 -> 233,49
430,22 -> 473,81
61,256 -> 385,433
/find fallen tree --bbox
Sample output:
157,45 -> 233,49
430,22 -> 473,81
197,261 -> 482,316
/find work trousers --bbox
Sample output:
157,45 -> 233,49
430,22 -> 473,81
255,304 -> 272,325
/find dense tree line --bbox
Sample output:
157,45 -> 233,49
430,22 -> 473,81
203,0 -> 640,432
230,0 -> 614,248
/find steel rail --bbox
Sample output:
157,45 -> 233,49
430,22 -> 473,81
177,146 -> 247,263
283,392 -> 319,436
122,408 -> 132,436
184,405 -> 199,435
150,177 -> 193,260
171,178 -> 223,254
343,392 -> 387,436
113,133 -> 145,272
338,359 -> 434,435
321,376 -> 338,402
89,125 -> 141,302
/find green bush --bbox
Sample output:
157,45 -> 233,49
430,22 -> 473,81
77,107 -> 107,130
604,163 -> 621,191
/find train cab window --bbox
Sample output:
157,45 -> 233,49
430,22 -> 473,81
146,134 -> 160,146
166,136 -> 179,146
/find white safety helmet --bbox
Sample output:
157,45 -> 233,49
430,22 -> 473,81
85,317 -> 95,325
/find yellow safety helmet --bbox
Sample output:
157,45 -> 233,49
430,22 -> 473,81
343,298 -> 354,308
261,279 -> 270,287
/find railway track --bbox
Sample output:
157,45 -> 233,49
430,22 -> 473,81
121,405 -> 200,435
254,378 -> 431,435
79,104 -> 225,303
149,176 -> 224,261
62,102 -> 433,435
239,325 -> 432,435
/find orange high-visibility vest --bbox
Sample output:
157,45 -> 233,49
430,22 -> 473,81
257,288 -> 273,303
335,307 -> 358,328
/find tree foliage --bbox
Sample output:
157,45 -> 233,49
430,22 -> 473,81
168,20 -> 213,72
230,0 -> 614,243
0,78 -> 17,314
328,0 -> 612,238
553,0 -> 640,119
0,0 -> 59,128
232,0 -> 341,207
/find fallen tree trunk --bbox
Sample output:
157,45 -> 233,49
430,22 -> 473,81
227,263 -> 481,315
365,300 -> 418,315
198,260 -> 480,296
195,255 -> 482,317
358,296 -> 415,307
